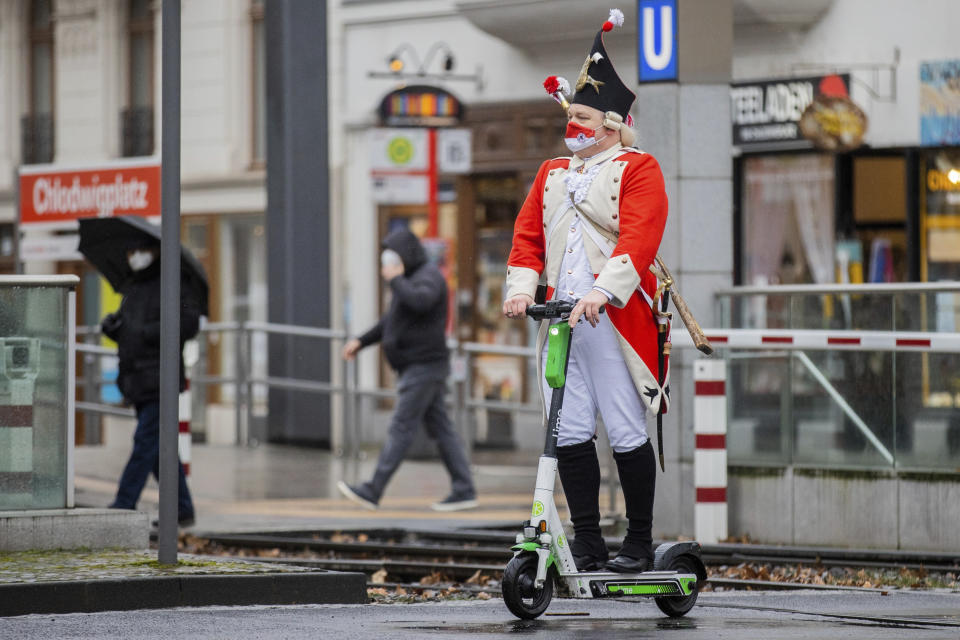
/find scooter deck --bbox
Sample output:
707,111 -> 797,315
559,570 -> 699,598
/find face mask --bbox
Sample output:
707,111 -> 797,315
380,248 -> 402,269
564,120 -> 607,153
127,250 -> 155,271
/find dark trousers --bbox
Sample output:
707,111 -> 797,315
110,400 -> 195,519
363,362 -> 474,501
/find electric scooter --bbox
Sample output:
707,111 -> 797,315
501,299 -> 706,620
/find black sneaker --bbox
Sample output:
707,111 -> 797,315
337,481 -> 378,510
430,494 -> 478,512
573,553 -> 609,572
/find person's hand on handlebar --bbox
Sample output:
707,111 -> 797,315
568,289 -> 608,328
503,293 -> 534,319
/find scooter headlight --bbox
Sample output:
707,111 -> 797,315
523,526 -> 537,540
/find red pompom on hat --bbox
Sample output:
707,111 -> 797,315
602,20 -> 613,32
543,76 -> 560,95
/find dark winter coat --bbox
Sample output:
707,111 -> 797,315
357,228 -> 448,373
101,261 -> 201,406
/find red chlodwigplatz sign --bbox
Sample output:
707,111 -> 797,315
19,160 -> 161,228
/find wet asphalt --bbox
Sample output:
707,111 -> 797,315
3,589 -> 959,639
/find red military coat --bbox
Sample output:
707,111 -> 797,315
505,143 -> 670,414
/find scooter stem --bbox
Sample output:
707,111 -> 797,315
542,324 -> 574,458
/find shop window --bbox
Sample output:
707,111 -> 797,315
121,0 -> 155,157
23,0 -> 54,164
741,154 -> 836,289
469,175 -> 528,411
922,148 -> 960,282
0,224 -> 15,274
848,156 -> 908,284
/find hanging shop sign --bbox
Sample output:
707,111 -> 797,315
378,85 -> 463,128
19,159 -> 161,230
798,96 -> 867,152
731,74 -> 865,151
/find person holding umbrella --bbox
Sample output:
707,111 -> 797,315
80,216 -> 206,528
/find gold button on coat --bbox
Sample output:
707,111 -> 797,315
621,257 -> 628,263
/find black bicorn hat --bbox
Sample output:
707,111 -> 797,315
570,9 -> 635,120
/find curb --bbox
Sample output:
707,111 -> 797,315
0,571 -> 368,617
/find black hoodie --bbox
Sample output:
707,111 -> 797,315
357,228 -> 448,372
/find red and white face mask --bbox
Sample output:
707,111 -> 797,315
564,120 -> 607,153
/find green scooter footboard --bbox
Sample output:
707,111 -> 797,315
544,323 -> 571,388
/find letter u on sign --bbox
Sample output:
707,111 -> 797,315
638,0 -> 677,82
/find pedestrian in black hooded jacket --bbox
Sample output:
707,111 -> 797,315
103,241 -> 201,527
338,228 -> 477,511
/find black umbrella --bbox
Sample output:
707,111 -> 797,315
77,216 -> 209,316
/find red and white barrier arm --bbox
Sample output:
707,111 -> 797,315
672,329 -> 960,353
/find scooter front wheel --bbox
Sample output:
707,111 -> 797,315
502,553 -> 553,619
655,554 -> 701,618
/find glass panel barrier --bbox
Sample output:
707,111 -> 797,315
0,276 -> 76,510
727,353 -> 792,465
718,284 -> 960,471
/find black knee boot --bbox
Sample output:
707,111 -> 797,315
556,439 -> 609,571
606,440 -> 656,573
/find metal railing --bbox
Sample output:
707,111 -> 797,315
75,321 -> 545,460
75,281 -> 960,473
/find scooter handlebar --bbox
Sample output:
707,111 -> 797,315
525,299 -> 605,321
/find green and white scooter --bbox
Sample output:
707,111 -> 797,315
501,299 -> 706,620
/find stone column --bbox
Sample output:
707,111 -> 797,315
633,0 -> 733,537
264,0 -> 331,445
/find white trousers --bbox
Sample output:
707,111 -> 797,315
540,313 -> 649,452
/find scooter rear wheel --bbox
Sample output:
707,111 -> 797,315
655,554 -> 701,617
502,553 -> 553,619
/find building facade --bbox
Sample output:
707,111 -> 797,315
2,0 -> 268,443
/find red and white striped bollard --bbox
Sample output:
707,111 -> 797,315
694,359 -> 727,544
178,379 -> 191,476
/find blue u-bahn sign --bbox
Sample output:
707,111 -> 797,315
638,0 -> 678,82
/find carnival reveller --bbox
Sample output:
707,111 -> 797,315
502,8 -> 670,574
